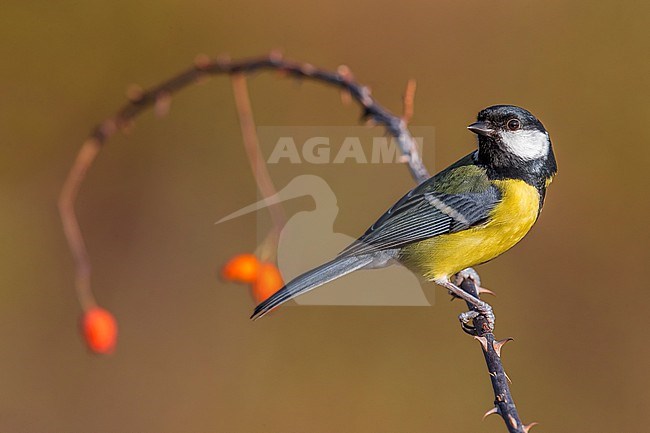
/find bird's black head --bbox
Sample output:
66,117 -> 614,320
468,105 -> 557,188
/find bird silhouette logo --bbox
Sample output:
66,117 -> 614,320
217,175 -> 431,306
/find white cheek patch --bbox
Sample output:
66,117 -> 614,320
499,129 -> 550,160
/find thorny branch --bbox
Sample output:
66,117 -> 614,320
459,277 -> 536,433
59,52 -> 533,431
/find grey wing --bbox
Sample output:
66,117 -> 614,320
339,186 -> 501,257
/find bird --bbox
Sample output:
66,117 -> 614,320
251,105 -> 557,329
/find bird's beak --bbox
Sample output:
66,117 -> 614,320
467,121 -> 495,137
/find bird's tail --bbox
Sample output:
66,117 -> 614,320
250,255 -> 374,320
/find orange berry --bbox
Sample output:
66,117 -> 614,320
81,307 -> 118,354
252,263 -> 284,303
221,254 -> 260,283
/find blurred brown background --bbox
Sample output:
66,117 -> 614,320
2,1 -> 649,432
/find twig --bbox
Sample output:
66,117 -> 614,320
230,74 -> 285,260
459,278 -> 537,433
401,79 -> 417,124
58,138 -> 102,310
58,52 -> 530,432
58,52 -> 430,315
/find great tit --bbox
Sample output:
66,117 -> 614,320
251,105 -> 557,327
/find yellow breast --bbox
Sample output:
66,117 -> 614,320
400,179 -> 541,280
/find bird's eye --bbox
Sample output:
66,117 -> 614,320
506,119 -> 521,131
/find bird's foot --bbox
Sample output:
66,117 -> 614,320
453,268 -> 495,296
459,300 -> 495,335
477,300 -> 495,332
435,276 -> 496,335
459,310 -> 479,334
454,267 -> 482,286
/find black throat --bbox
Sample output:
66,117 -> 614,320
476,138 -> 558,205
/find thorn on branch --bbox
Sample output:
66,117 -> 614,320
337,64 -> 353,82
154,92 -> 172,117
194,53 -> 212,70
474,335 -> 489,352
268,49 -> 283,64
477,286 -> 496,296
126,84 -> 144,103
508,415 -> 518,429
493,338 -> 514,357
300,63 -> 316,76
398,154 -> 410,164
523,422 -> 538,433
483,407 -> 500,420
